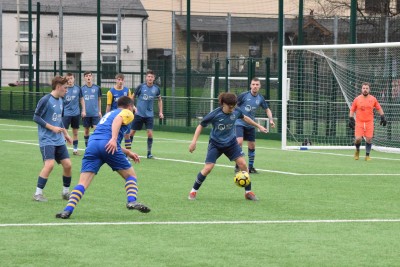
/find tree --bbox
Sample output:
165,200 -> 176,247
304,0 -> 400,43
305,0 -> 398,17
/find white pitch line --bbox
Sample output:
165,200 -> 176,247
288,149 -> 400,161
1,122 -> 399,161
2,140 -> 400,176
1,218 -> 400,228
152,156 -> 300,175
3,140 -> 40,146
0,123 -> 36,128
2,139 -> 296,175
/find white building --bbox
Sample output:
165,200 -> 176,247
0,0 -> 148,86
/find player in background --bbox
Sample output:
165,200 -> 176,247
188,92 -> 268,201
105,73 -> 133,151
349,82 -> 386,161
130,69 -> 164,159
62,73 -> 86,156
235,77 -> 275,173
81,71 -> 102,147
33,76 -> 73,202
56,96 -> 150,219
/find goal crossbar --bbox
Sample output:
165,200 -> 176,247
282,42 -> 400,153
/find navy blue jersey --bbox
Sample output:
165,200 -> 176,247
63,85 -> 82,116
89,108 -> 134,145
33,94 -> 66,147
235,91 -> 269,127
82,84 -> 102,117
200,107 -> 244,146
133,83 -> 161,118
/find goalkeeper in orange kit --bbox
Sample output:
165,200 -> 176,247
348,82 -> 386,161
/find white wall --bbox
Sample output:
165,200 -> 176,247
2,13 -> 145,86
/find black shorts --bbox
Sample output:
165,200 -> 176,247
82,116 -> 100,128
62,115 -> 80,129
40,145 -> 70,163
235,125 -> 256,142
131,115 -> 154,131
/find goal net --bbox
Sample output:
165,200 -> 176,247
200,76 -> 286,120
282,42 -> 400,153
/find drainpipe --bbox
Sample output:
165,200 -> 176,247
141,17 -> 147,64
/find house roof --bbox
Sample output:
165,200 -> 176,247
303,16 -> 332,36
0,0 -> 148,17
175,14 -> 393,35
175,15 -> 297,34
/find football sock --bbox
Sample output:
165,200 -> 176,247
244,183 -> 252,191
147,138 -> 153,154
130,135 -> 134,142
366,142 -> 372,155
355,143 -> 361,151
65,184 -> 85,213
193,172 -> 206,190
248,148 -> 255,168
84,135 -> 89,147
73,140 -> 78,151
63,187 -> 70,194
35,188 -> 43,195
35,176 -> 48,195
63,175 -> 71,188
125,176 -> 138,203
125,138 -> 132,150
244,172 -> 252,191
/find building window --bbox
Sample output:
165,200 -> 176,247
202,33 -> 227,52
365,0 -> 389,13
102,54 -> 117,79
19,20 -> 30,40
20,54 -> 33,80
101,22 -> 117,42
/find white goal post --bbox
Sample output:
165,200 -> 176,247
202,76 -> 290,111
282,42 -> 400,153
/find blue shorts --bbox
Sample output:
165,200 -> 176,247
40,145 -> 70,164
131,115 -> 154,131
81,139 -> 132,174
83,116 -> 100,128
205,139 -> 244,164
235,125 -> 256,142
62,115 -> 81,129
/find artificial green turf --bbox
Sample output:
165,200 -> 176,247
0,118 -> 399,266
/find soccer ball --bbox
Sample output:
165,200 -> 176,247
234,171 -> 251,187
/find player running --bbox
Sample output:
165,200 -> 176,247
56,96 -> 150,219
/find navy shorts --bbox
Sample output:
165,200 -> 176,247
131,115 -> 154,131
205,139 -> 244,164
40,145 -> 70,163
81,139 -> 131,174
83,116 -> 100,128
235,125 -> 256,142
62,115 -> 81,129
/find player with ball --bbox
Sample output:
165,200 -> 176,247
188,92 -> 268,201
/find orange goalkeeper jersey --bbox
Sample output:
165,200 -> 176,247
350,94 -> 382,122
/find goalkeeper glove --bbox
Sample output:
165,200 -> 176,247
380,115 -> 387,126
348,117 -> 355,129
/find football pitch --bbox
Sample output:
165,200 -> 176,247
0,118 -> 399,266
